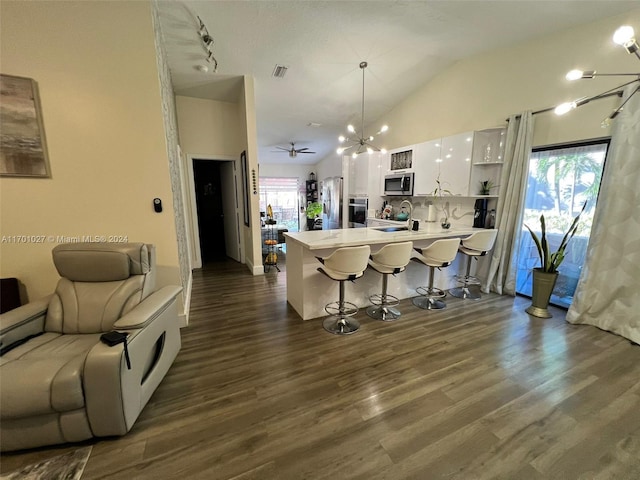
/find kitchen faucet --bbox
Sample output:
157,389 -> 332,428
399,199 -> 413,229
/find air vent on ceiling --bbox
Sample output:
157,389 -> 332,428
272,64 -> 288,78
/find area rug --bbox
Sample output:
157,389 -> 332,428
1,446 -> 92,480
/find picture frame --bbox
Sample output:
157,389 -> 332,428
241,150 -> 250,226
0,74 -> 51,177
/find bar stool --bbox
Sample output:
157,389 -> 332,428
412,238 -> 461,310
316,245 -> 371,335
449,230 -> 498,300
366,241 -> 414,321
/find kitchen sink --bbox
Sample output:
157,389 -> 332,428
374,226 -> 409,232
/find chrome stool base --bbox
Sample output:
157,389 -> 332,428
413,285 -> 447,310
412,296 -> 446,310
366,305 -> 401,321
323,316 -> 360,335
449,286 -> 481,300
324,300 -> 358,318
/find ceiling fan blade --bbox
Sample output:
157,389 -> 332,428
299,151 -> 316,154
275,146 -> 290,151
296,147 -> 310,152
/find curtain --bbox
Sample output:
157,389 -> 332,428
483,111 -> 534,295
566,86 -> 640,344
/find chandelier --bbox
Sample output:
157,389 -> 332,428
554,25 -> 639,127
337,62 -> 389,158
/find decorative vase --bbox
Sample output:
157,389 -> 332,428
526,268 -> 559,318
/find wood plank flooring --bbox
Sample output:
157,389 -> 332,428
2,257 -> 640,479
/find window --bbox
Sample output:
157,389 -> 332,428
259,177 -> 300,232
515,140 -> 609,308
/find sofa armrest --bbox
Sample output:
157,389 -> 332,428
84,291 -> 181,436
0,297 -> 49,352
113,286 -> 182,330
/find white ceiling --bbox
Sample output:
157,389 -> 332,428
156,1 -> 639,165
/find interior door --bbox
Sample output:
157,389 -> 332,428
220,161 -> 240,262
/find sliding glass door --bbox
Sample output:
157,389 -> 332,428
515,141 -> 609,308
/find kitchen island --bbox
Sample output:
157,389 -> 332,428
284,224 -> 490,320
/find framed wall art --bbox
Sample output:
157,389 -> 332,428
0,74 -> 51,177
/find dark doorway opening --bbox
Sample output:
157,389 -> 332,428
193,160 -> 227,263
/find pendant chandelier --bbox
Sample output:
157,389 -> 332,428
337,62 -> 389,158
554,25 -> 639,127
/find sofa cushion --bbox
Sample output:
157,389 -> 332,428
0,333 -> 100,419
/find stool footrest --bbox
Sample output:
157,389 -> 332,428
454,274 -> 481,286
324,300 -> 359,318
415,286 -> 446,299
368,293 -> 400,308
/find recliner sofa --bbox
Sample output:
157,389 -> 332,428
0,242 -> 182,451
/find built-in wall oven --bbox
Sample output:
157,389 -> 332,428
348,197 -> 368,228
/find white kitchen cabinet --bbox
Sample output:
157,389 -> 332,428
367,152 -> 384,199
413,139 -> 442,196
387,145 -> 415,173
347,155 -> 369,196
439,131 -> 473,196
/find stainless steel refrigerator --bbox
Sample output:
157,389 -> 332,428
322,176 -> 343,230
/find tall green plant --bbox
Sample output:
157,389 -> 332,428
524,202 -> 586,273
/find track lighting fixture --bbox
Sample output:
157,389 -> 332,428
197,16 -> 218,73
555,25 -> 639,126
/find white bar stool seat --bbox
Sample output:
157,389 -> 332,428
449,230 -> 498,300
316,245 -> 371,335
412,238 -> 460,310
366,241 -> 414,321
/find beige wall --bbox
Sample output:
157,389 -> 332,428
379,9 -> 640,151
175,96 -> 241,157
0,1 -> 180,300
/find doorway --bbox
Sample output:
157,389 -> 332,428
515,140 -> 609,308
193,160 -> 226,263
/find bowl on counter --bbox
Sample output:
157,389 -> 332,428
396,212 -> 409,221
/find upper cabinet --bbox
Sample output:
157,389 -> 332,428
439,131 -> 474,196
388,146 -> 415,173
413,139 -> 442,196
347,155 -> 368,196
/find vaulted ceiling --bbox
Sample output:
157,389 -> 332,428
156,1 -> 639,165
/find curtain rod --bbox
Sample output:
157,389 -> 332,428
507,90 -> 624,121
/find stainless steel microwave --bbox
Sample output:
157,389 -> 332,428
384,172 -> 414,196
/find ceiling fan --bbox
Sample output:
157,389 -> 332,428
273,142 -> 316,158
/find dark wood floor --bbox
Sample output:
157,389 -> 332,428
2,257 -> 640,479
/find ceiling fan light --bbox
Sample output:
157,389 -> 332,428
338,135 -> 345,142
380,148 -> 387,154
337,147 -> 345,154
369,136 -> 374,141
352,152 -> 358,158
379,125 -> 389,133
347,124 -> 356,133
367,147 -> 374,154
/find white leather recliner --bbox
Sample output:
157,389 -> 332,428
0,243 -> 182,452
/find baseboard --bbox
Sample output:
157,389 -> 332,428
246,256 -> 264,276
178,272 -> 193,327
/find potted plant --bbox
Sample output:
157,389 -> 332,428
479,179 -> 497,195
432,175 -> 452,229
306,202 -> 322,230
523,202 -> 586,318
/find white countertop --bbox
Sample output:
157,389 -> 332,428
285,224 -> 483,250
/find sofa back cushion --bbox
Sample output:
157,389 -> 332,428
45,243 -> 156,333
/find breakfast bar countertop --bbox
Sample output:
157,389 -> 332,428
284,223 -> 483,250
